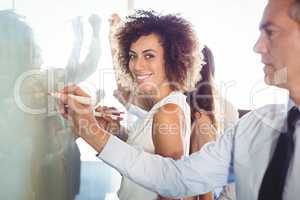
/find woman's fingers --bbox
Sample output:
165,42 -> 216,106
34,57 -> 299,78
96,117 -> 108,129
95,106 -> 124,117
58,100 -> 68,120
58,93 -> 85,112
61,84 -> 90,97
58,86 -> 93,115
56,85 -> 104,140
94,105 -> 123,131
59,86 -> 124,123
104,106 -> 124,115
109,13 -> 121,26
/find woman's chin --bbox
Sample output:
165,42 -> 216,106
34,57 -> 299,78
135,87 -> 157,98
135,83 -> 158,94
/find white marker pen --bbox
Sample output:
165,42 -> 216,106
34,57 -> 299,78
49,92 -> 121,120
49,92 -> 97,106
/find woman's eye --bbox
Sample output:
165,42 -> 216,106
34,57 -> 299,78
129,54 -> 135,60
145,54 -> 154,59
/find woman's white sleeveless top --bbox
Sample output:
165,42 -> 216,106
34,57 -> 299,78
118,91 -> 191,200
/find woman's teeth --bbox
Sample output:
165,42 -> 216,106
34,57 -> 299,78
136,74 -> 152,81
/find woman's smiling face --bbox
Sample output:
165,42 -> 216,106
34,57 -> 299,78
128,33 -> 169,95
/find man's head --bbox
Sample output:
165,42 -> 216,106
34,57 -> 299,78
254,0 -> 300,95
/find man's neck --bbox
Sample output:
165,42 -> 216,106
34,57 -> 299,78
289,87 -> 300,106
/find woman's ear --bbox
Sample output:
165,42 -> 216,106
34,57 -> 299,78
194,111 -> 202,119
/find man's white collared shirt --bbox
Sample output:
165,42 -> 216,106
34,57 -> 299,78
99,103 -> 300,200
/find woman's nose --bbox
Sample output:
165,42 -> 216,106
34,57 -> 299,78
132,57 -> 146,71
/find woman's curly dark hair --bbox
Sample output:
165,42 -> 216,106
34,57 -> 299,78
117,10 -> 201,91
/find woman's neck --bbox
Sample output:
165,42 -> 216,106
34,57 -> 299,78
138,85 -> 173,111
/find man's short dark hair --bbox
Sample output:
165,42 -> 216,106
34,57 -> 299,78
289,0 -> 300,22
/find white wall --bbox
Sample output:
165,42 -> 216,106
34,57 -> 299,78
0,0 -> 14,9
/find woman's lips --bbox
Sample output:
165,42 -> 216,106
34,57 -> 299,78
135,74 -> 153,84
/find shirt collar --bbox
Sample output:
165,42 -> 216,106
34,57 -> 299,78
288,98 -> 300,112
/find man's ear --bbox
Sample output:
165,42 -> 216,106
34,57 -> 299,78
289,1 -> 300,22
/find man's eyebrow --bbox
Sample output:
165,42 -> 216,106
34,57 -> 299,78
259,21 -> 277,31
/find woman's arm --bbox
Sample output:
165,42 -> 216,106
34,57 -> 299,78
189,112 -> 216,200
152,103 -> 185,200
108,14 -> 133,90
190,112 -> 216,153
95,106 -> 128,141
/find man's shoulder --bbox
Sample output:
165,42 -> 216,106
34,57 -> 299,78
235,104 -> 286,134
240,104 -> 286,121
